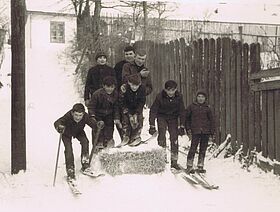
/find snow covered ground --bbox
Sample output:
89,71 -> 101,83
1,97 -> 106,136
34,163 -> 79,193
1,45 -> 280,212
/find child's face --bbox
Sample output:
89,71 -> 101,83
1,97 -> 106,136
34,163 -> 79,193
97,56 -> 107,65
104,84 -> 115,95
72,111 -> 84,123
164,88 -> 177,97
128,82 -> 140,92
134,54 -> 146,66
197,94 -> 206,104
124,51 -> 135,63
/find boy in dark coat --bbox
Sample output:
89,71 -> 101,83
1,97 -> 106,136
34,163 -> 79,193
87,76 -> 121,149
185,90 -> 215,173
54,103 -> 101,181
114,46 -> 135,90
84,51 -> 116,106
149,80 -> 185,170
121,49 -> 152,96
118,74 -> 146,146
114,46 -> 135,140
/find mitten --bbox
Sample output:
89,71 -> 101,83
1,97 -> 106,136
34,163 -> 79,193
178,126 -> 186,136
149,125 -> 157,135
57,125 -> 65,133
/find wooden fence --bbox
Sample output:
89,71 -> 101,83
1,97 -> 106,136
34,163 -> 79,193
134,37 -> 280,161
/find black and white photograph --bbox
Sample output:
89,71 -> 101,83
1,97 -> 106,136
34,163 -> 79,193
0,0 -> 280,211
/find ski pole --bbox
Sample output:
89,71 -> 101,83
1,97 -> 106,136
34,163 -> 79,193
89,122 -> 104,165
53,133 -> 63,187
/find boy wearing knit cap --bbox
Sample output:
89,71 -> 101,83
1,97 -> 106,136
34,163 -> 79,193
84,51 -> 116,107
118,74 -> 146,147
185,90 -> 215,174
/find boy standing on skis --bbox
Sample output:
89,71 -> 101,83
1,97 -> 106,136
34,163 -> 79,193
149,80 -> 185,170
118,74 -> 146,146
185,90 -> 215,174
87,76 -> 121,150
54,103 -> 103,181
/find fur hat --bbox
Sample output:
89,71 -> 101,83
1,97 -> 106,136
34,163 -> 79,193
196,89 -> 207,98
95,51 -> 107,61
127,74 -> 141,85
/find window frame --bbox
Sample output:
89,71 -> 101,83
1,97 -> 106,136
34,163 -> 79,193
50,21 -> 65,43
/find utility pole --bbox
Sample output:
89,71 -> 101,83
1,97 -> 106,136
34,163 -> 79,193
143,1 -> 147,40
11,0 -> 26,174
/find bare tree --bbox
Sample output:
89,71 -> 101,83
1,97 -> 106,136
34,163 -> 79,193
11,0 -> 26,174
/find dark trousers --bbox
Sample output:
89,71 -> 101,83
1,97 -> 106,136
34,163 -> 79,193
62,132 -> 89,171
157,117 -> 179,161
187,134 -> 209,168
92,114 -> 114,149
122,113 -> 143,142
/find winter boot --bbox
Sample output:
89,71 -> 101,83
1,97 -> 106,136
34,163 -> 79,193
185,165 -> 195,174
171,160 -> 181,171
196,166 -> 206,174
119,135 -> 130,147
67,168 -> 76,181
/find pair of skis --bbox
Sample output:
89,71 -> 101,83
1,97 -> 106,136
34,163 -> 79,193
175,165 -> 219,190
66,172 -> 104,196
114,132 -> 158,148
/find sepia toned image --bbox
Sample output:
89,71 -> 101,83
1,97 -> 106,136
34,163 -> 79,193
0,0 -> 280,211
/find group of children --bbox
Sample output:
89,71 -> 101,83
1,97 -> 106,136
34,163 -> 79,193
54,46 -> 215,181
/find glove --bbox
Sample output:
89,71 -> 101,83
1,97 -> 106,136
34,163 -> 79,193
178,126 -> 185,136
120,84 -> 126,93
114,119 -> 122,129
140,69 -> 150,77
129,114 -> 139,129
97,120 -> 104,129
209,134 -> 215,142
149,125 -> 157,135
123,108 -> 129,114
57,125 -> 65,133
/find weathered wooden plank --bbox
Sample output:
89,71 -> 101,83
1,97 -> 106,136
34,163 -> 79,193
275,90 -> 280,161
209,38 -> 215,108
254,43 -> 262,152
179,38 -> 187,106
186,45 -> 193,105
198,38 -> 203,89
225,37 -> 231,135
203,38 -> 209,95
250,80 -> 280,91
192,40 -> 199,100
248,43 -> 257,151
215,38 -> 221,144
220,37 -> 228,141
174,39 -> 180,86
169,41 -> 175,80
242,43 -> 249,152
261,91 -> 268,157
250,67 -> 280,80
236,41 -> 242,146
230,39 -> 237,142
267,90 -> 275,159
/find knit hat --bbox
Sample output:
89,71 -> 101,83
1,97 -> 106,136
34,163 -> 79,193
196,89 -> 207,98
95,51 -> 107,61
127,74 -> 141,85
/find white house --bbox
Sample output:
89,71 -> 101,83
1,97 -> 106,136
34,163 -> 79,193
25,10 -> 76,51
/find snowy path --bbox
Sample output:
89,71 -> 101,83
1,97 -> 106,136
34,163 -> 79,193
0,46 -> 280,212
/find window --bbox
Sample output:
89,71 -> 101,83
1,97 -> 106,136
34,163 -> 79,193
50,21 -> 65,43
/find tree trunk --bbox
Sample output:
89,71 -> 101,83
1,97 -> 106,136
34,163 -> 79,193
142,1 -> 147,40
11,0 -> 26,174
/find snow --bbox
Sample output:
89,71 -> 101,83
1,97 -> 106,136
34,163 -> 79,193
1,45 -> 280,212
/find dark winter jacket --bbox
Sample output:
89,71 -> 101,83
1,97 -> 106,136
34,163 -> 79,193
54,110 -> 96,138
119,84 -> 146,115
114,60 -> 128,90
84,64 -> 116,101
149,90 -> 185,126
185,102 -> 215,135
122,62 -> 153,96
87,88 -> 120,120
